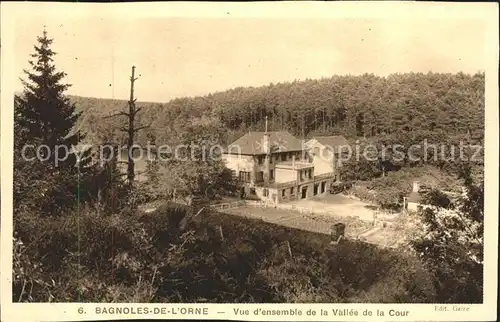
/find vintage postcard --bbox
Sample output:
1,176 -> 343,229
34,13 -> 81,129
1,1 -> 498,321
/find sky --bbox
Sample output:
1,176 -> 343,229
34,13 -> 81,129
7,2 -> 491,103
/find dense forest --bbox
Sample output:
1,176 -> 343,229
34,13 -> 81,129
72,71 -> 484,147
13,30 -> 484,304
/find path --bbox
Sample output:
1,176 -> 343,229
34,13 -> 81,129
288,193 -> 378,222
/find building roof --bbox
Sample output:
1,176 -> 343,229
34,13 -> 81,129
312,136 -> 349,150
225,131 -> 304,155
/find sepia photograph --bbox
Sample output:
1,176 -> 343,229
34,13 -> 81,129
1,1 -> 498,321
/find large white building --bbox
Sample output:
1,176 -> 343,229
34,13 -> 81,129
222,128 -> 348,204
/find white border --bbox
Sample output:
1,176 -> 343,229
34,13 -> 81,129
1,2 -> 498,322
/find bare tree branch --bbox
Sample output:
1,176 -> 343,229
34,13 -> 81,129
133,125 -> 150,132
102,111 -> 129,119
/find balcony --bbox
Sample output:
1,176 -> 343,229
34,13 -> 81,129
275,160 -> 313,171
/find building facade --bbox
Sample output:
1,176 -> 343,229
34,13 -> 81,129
304,135 -> 350,182
222,131 -> 345,204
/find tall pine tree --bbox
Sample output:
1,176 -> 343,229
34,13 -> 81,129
14,28 -> 92,212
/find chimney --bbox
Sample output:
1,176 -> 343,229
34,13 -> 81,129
262,116 -> 270,154
412,181 -> 420,193
263,116 -> 271,183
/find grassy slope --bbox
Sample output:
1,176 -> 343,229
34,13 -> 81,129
13,203 -> 438,303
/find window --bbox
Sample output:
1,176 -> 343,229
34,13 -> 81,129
263,188 -> 269,197
281,153 -> 286,161
308,169 -> 312,179
256,171 -> 264,182
257,157 -> 263,165
290,187 -> 294,194
239,171 -> 251,183
270,170 -> 274,180
250,188 -> 256,195
282,189 -> 286,197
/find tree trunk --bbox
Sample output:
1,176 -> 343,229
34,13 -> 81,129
127,66 -> 137,189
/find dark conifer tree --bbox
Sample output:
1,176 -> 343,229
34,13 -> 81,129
15,28 -> 90,166
14,28 -> 92,212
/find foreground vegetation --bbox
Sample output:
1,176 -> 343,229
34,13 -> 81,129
14,203 -> 436,303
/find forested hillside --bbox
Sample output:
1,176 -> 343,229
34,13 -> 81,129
72,72 -> 485,147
